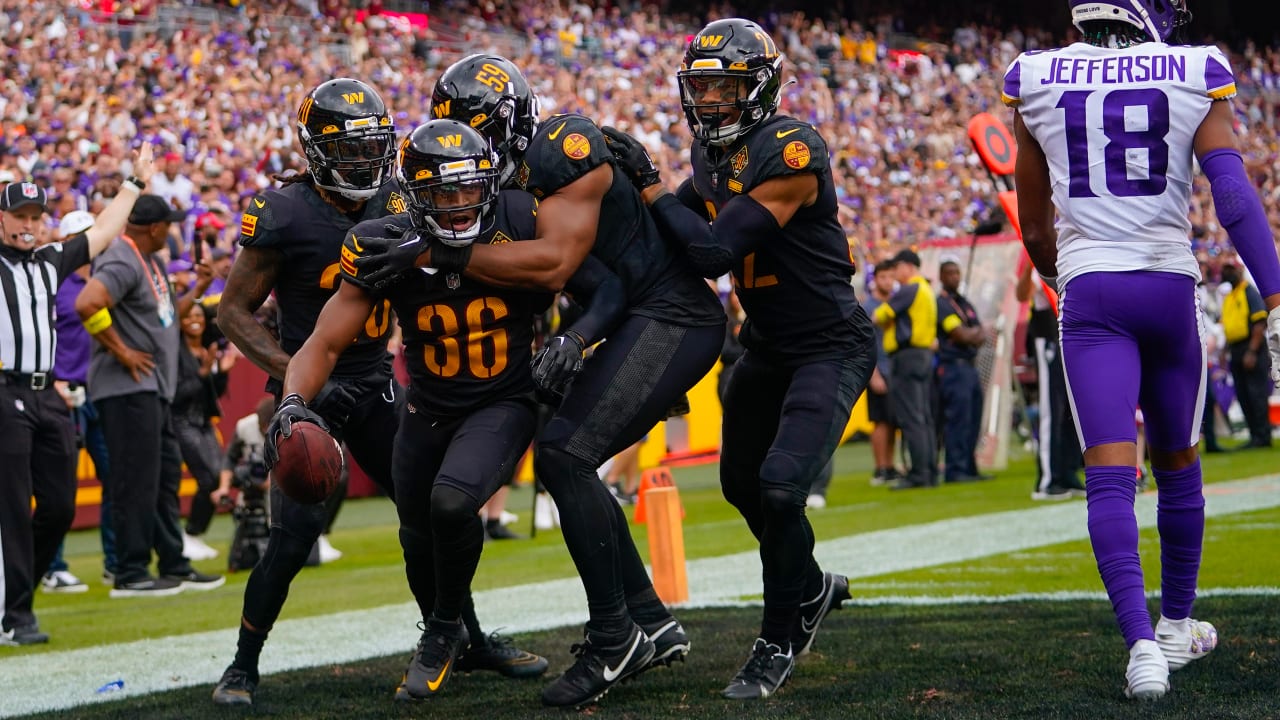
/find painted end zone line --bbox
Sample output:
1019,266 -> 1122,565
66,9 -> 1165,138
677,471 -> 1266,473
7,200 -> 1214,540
2,475 -> 1278,718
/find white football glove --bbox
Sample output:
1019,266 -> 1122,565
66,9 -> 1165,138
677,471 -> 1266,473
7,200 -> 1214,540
1267,306 -> 1280,386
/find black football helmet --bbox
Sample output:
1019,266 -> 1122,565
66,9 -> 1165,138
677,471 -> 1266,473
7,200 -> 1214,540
678,19 -> 784,146
430,54 -> 538,186
396,119 -> 501,247
296,78 -> 396,201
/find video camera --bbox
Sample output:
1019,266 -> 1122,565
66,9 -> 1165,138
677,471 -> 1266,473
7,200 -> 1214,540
227,447 -> 270,573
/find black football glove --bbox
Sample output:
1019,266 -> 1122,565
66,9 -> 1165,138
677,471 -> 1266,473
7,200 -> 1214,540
311,380 -> 356,431
530,331 -> 586,394
601,126 -> 662,190
263,393 -> 329,470
349,223 -> 426,290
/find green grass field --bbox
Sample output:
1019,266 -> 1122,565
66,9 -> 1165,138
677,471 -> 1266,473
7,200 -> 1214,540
17,599 -> 1280,720
9,439 -> 1280,718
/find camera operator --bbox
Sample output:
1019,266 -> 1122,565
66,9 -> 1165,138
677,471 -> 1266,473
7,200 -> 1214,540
211,398 -> 273,573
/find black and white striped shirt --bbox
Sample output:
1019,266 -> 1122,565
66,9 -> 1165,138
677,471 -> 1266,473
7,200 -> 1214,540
0,235 -> 89,374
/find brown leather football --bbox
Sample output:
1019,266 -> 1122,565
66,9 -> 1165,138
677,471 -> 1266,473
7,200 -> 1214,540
272,422 -> 343,505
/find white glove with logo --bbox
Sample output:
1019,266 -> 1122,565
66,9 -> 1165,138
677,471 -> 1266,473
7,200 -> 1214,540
1267,306 -> 1280,386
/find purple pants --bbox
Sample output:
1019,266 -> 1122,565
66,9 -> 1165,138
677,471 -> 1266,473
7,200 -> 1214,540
1060,271 -> 1205,453
1060,270 -> 1207,646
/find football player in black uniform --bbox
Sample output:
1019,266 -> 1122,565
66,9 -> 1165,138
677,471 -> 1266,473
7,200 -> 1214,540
274,120 -> 623,700
212,82 -> 540,706
604,19 -> 876,700
352,55 -> 727,708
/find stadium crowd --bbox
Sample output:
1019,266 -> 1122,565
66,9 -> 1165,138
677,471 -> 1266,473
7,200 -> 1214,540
1,0 -> 1276,655
4,0 -> 1280,269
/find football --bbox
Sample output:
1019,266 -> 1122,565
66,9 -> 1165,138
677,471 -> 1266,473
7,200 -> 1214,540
272,421 -> 344,505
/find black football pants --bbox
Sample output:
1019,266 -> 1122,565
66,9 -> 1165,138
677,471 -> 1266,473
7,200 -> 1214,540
394,397 -> 538,624
535,314 -> 723,640
720,347 -> 874,648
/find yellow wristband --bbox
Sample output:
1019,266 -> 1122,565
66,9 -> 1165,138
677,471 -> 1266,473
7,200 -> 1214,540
83,307 -> 112,335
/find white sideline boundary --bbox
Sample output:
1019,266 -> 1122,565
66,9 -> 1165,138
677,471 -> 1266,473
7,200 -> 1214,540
3,475 -> 1279,717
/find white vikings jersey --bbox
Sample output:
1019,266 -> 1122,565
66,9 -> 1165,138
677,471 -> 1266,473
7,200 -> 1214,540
1003,42 -> 1236,288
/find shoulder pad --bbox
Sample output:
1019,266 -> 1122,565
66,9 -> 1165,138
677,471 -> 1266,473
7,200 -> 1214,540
520,114 -> 610,198
1002,55 -> 1023,107
1203,46 -> 1237,100
741,118 -> 828,187
489,189 -> 538,244
373,179 -> 411,218
238,188 -> 294,248
339,213 -> 411,290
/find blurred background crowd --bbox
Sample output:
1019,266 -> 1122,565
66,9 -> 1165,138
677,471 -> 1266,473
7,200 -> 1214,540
6,0 -> 1280,277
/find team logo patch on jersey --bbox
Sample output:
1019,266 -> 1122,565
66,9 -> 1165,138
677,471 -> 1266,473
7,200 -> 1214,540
386,192 -> 407,214
729,147 -> 748,177
782,141 -> 811,170
516,162 -> 531,190
241,213 -> 258,237
562,133 -> 591,160
491,230 -> 513,244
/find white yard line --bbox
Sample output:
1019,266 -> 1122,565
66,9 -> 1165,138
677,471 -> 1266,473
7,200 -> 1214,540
3,475 -> 1278,717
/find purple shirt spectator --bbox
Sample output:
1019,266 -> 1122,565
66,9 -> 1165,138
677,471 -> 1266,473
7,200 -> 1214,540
53,272 -> 91,384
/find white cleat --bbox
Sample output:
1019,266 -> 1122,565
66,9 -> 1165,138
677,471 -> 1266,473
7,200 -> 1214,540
1155,616 -> 1218,672
1124,639 -> 1170,701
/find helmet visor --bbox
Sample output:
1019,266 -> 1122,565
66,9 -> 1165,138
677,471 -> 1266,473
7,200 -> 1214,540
310,128 -> 396,191
405,168 -> 500,245
679,72 -> 749,137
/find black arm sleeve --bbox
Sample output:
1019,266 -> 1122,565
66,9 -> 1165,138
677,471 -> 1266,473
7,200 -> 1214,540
674,177 -> 709,218
561,254 -> 627,345
650,191 -> 781,279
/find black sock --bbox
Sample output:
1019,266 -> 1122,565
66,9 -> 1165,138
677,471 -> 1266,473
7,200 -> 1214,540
232,623 -> 269,675
585,604 -> 633,645
460,594 -> 485,648
760,607 -> 795,652
625,587 -> 670,627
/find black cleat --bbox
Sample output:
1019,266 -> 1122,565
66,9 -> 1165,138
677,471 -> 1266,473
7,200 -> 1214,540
722,639 -> 795,700
455,631 -> 549,678
638,616 -> 690,671
4,623 -> 49,645
540,623 -> 655,708
211,666 -> 258,706
395,618 -> 469,701
791,571 -> 851,657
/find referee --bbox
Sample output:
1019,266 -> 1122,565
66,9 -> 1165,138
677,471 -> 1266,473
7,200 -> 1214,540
0,143 -> 156,646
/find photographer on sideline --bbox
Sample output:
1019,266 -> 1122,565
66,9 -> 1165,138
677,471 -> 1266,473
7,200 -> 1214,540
212,398 -> 274,573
